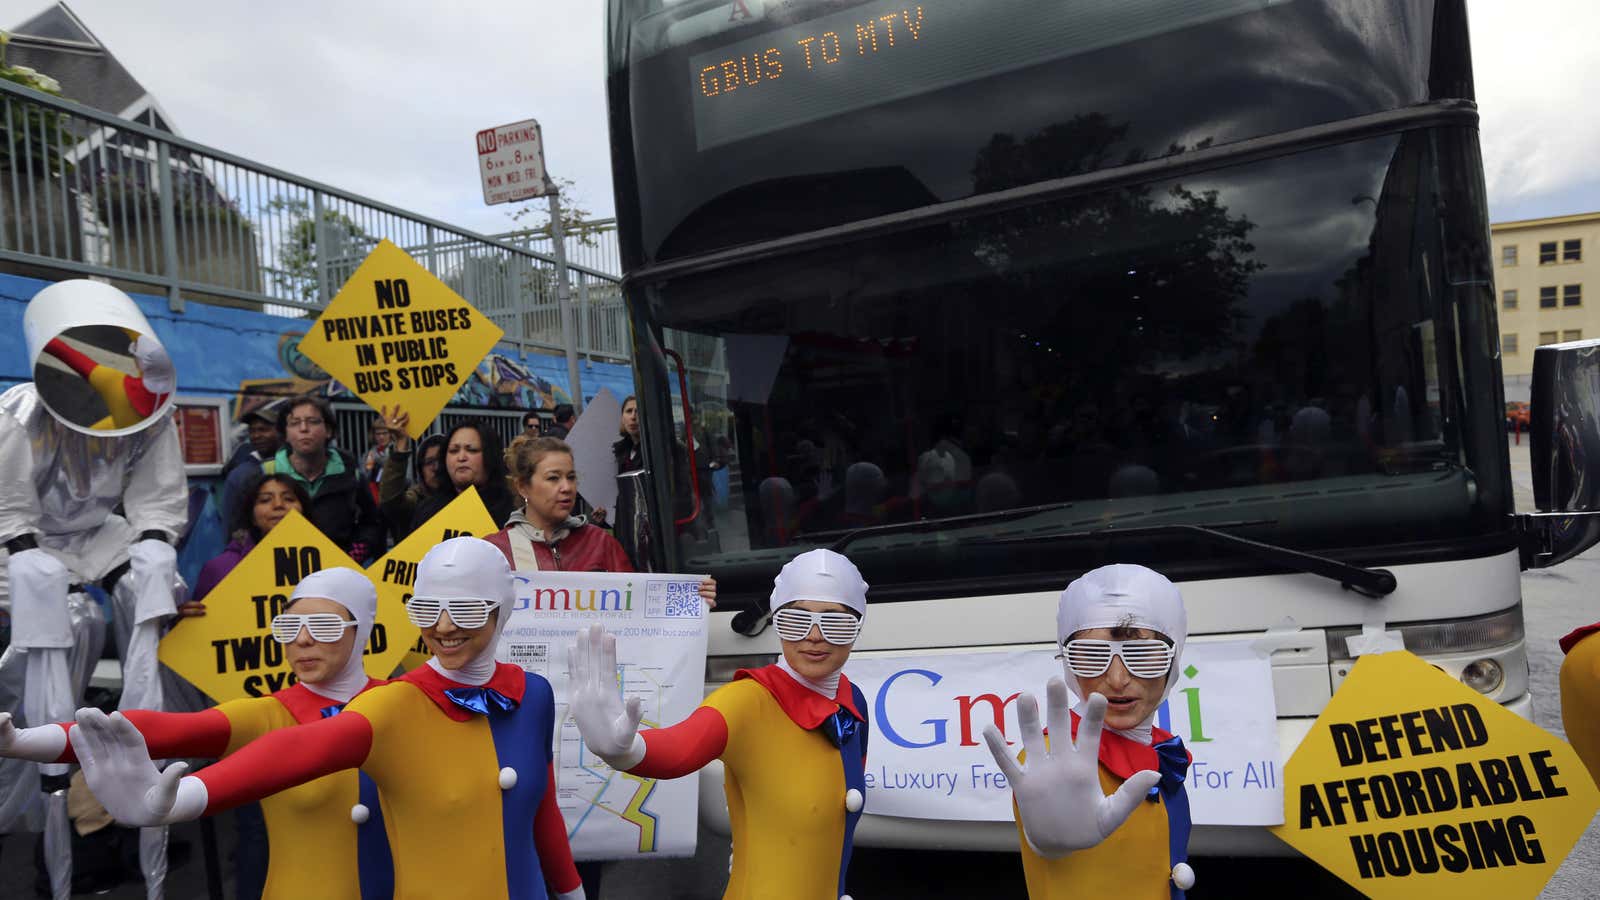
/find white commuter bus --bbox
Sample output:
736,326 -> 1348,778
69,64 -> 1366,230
603,0 -> 1597,860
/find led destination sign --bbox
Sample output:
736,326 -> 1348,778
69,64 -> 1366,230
687,0 -> 1292,150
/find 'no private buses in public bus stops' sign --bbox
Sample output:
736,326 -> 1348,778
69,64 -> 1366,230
295,240 -> 504,439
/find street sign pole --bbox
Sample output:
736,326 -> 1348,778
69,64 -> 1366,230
547,189 -> 584,413
474,118 -> 585,413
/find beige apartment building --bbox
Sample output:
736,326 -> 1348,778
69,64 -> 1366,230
1493,211 -> 1600,400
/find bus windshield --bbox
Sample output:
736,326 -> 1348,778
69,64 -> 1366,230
607,0 -> 1507,601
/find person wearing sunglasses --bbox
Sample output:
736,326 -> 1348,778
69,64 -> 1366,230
0,568 -> 392,900
982,563 -> 1195,899
569,548 -> 869,900
62,537 -> 584,900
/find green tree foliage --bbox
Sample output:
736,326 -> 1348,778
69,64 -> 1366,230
265,196 -> 372,304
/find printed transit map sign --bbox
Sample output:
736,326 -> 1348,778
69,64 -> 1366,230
1270,651 -> 1600,899
295,239 -> 504,438
158,511 -> 410,702
499,571 -> 709,860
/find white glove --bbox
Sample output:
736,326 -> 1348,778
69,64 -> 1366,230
0,711 -> 68,763
982,681 -> 1162,859
568,624 -> 645,770
126,538 -> 178,625
554,887 -> 586,900
7,546 -> 73,648
69,708 -> 206,827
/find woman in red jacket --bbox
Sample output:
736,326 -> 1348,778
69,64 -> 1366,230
486,437 -> 715,606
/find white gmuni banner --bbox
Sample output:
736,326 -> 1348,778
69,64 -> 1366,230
496,570 -> 710,859
843,639 -> 1283,826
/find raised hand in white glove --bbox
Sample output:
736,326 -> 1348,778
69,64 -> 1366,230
554,886 -> 586,900
126,538 -> 178,624
0,711 -> 67,763
7,546 -> 73,648
69,708 -> 206,827
982,681 -> 1162,859
568,624 -> 645,770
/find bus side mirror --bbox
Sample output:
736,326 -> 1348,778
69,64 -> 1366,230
1527,338 -> 1600,567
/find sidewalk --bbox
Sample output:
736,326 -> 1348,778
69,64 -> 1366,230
1509,431 -> 1535,512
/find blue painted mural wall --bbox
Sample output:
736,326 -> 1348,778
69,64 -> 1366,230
0,272 -> 636,407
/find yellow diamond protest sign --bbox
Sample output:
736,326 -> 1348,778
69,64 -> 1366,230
159,510 -> 412,702
1270,650 -> 1600,899
295,239 -> 505,438
369,486 -> 501,673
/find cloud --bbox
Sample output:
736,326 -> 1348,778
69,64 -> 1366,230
22,0 -> 1598,240
1469,0 -> 1600,218
37,0 -> 614,233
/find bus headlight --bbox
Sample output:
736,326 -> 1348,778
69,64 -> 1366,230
1461,658 -> 1504,694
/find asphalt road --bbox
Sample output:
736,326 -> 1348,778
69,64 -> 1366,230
3,436 -> 1595,898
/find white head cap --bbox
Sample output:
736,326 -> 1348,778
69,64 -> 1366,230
1056,564 -> 1187,708
769,548 -> 868,616
132,333 -> 176,395
415,537 -> 515,682
287,567 -> 378,703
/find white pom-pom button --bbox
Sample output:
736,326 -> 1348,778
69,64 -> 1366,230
1171,862 -> 1195,890
350,803 -> 370,824
844,788 -> 863,813
499,767 -> 518,790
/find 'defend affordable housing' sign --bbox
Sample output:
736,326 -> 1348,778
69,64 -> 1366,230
1271,651 -> 1600,900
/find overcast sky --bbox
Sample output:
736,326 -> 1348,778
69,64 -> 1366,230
14,0 -> 1598,234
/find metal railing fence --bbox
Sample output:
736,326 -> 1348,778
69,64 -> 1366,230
0,78 -> 633,361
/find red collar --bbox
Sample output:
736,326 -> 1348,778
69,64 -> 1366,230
399,662 -> 528,722
1561,622 -> 1600,655
734,665 -> 864,730
272,678 -> 384,725
1062,712 -> 1190,781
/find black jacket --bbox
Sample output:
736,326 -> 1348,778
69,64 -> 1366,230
409,479 -> 520,535
262,447 -> 385,560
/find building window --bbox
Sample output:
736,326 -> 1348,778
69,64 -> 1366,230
1502,245 -> 1518,266
1541,286 -> 1558,308
1502,289 -> 1518,310
1565,239 -> 1583,262
1540,331 -> 1559,346
1540,242 -> 1558,264
1563,329 -> 1583,342
1502,333 -> 1518,354
1564,284 -> 1582,307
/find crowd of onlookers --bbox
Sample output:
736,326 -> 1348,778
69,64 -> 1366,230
213,396 -> 630,588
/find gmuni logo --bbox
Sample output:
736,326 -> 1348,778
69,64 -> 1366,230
869,665 -> 1214,750
511,576 -> 634,613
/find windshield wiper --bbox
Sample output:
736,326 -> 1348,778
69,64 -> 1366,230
729,511 -> 1394,636
825,500 -> 1084,554
979,522 -> 1397,597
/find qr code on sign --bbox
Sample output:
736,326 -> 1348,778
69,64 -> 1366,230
646,580 -> 703,619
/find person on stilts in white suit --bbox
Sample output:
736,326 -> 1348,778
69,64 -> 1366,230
0,279 -> 188,900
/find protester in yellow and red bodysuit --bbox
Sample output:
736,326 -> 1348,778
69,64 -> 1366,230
1559,622 -> 1600,787
0,568 -> 392,899
65,537 -> 585,900
983,563 -> 1196,900
569,548 -> 870,900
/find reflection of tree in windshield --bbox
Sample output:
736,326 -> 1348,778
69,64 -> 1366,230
963,114 -> 1264,392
